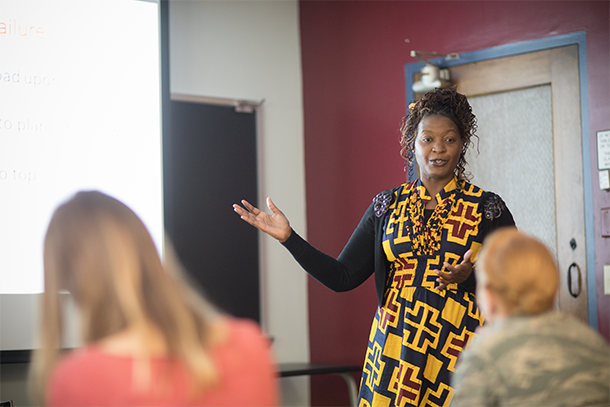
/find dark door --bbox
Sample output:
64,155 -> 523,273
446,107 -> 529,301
166,101 -> 260,322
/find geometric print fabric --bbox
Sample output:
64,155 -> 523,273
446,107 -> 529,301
359,179 -> 486,406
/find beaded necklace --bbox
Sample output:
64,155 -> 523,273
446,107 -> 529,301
407,178 -> 459,256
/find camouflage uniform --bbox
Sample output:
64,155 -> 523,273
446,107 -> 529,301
451,311 -> 610,406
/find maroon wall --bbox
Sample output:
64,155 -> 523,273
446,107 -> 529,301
299,1 -> 609,405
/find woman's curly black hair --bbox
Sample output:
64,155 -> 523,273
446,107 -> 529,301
400,86 -> 478,184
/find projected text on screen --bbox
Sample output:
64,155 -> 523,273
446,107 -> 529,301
0,0 -> 163,295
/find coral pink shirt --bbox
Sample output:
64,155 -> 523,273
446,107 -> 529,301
47,318 -> 278,406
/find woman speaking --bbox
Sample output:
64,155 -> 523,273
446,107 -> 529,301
234,87 -> 515,405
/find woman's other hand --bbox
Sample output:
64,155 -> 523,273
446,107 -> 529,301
233,197 -> 292,242
433,249 -> 473,291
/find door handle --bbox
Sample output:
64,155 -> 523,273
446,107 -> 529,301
567,262 -> 581,298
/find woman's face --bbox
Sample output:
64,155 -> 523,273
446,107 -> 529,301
414,114 -> 463,186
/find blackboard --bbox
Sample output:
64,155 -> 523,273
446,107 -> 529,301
165,101 -> 260,322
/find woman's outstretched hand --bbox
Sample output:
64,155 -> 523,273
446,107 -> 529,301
233,197 -> 292,242
433,249 -> 473,291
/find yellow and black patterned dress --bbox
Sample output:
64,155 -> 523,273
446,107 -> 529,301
359,178 -> 511,407
281,176 -> 514,407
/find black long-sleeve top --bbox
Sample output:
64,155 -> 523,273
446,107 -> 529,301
281,185 -> 515,307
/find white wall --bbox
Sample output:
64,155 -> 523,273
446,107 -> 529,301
169,1 -> 310,405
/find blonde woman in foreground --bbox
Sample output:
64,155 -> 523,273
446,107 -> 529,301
31,191 -> 278,406
451,229 -> 609,406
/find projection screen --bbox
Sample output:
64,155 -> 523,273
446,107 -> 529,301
0,0 -> 163,353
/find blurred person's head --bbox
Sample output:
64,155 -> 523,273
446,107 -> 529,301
476,228 -> 558,323
31,191 -> 219,401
